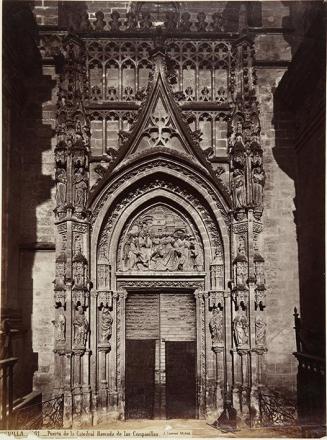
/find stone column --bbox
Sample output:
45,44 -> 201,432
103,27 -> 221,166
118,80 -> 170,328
208,291 -> 225,414
53,33 -> 91,428
227,38 -> 266,428
97,291 -> 113,419
194,290 -> 205,418
116,290 -> 128,420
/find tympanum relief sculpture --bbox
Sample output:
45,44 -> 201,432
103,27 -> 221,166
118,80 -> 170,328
118,205 -> 204,272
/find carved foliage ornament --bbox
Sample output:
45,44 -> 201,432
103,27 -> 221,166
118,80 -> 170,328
117,280 -> 204,289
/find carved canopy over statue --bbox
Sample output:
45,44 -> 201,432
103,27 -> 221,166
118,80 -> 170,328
118,205 -> 204,272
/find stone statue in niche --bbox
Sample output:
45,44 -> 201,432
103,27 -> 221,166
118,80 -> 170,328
252,166 -> 265,207
255,316 -> 266,346
233,314 -> 249,347
231,169 -> 246,208
209,307 -> 224,347
236,262 -> 247,286
97,265 -> 109,289
52,312 -> 66,342
55,168 -> 67,208
237,236 -> 246,257
55,256 -> 66,288
73,306 -> 89,347
120,206 -> 204,272
74,168 -> 87,210
254,260 -> 265,286
73,261 -> 85,287
74,235 -> 83,255
100,307 -> 113,343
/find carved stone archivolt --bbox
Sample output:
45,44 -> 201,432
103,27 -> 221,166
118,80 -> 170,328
97,178 -> 224,270
91,158 -> 230,228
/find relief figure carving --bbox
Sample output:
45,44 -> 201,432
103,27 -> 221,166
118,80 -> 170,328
119,205 -> 204,272
123,230 -> 203,272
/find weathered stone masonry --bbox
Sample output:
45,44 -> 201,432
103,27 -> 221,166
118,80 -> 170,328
4,0 -> 312,429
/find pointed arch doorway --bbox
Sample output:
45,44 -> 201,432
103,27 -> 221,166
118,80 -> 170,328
116,202 -> 205,420
90,164 -> 229,421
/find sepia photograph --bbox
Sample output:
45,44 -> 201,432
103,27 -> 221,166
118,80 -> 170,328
1,0 -> 325,437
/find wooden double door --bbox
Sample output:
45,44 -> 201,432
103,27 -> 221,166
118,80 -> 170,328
125,293 -> 197,419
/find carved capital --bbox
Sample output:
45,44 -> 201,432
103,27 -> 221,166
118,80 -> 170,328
97,290 -> 113,308
117,290 -> 128,300
194,290 -> 204,302
54,290 -> 66,308
202,291 -> 210,300
98,344 -> 111,353
208,290 -> 224,309
212,345 -> 224,354
72,289 -> 89,307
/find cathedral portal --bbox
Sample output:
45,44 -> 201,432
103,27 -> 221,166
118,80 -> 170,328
51,24 -> 267,427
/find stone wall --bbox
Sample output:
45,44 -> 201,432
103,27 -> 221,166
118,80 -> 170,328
258,67 -> 299,392
6,0 -> 322,413
17,63 -> 58,398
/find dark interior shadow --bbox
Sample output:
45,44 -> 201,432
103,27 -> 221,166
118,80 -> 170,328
2,0 -> 56,401
272,2 -> 326,427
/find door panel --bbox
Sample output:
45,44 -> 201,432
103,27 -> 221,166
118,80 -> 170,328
166,341 -> 196,419
125,339 -> 155,419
